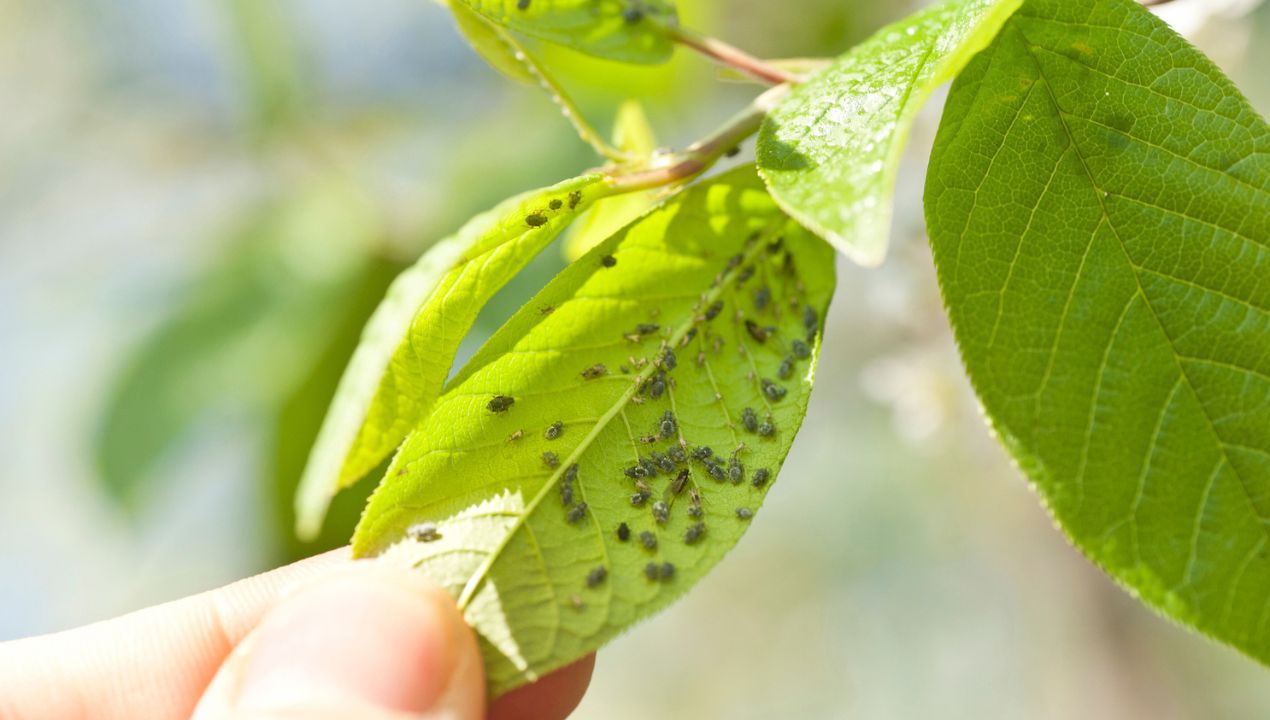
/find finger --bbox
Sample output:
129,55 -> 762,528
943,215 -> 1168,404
192,565 -> 483,720
0,549 -> 351,720
489,654 -> 596,720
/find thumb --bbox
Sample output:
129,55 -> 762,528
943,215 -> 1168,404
192,564 -> 485,720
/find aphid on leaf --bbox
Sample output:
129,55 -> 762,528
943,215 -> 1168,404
728,457 -> 744,485
754,286 -> 771,310
640,530 -> 658,550
778,356 -> 794,380
582,363 -> 608,380
549,198 -> 563,210
631,490 -> 651,507
655,453 -> 676,473
803,306 -> 818,333
640,434 -> 658,445
667,444 -> 687,464
670,468 -> 689,496
724,145 -> 741,158
652,501 -> 670,524
587,566 -> 608,588
741,407 -> 758,433
736,507 -> 754,520
565,463 -> 579,484
639,457 -> 658,477
635,323 -> 661,335
703,300 -> 724,321
624,465 -> 647,480
661,349 -> 677,371
684,522 -> 705,545
726,253 -> 743,271
691,445 -> 714,461
659,410 -> 677,439
568,190 -> 582,209
406,522 -> 441,543
517,0 -> 530,9
570,594 -> 584,610
539,305 -> 555,316
737,265 -> 755,284
623,6 -> 643,23
751,468 -> 770,488
507,429 -> 524,442
679,328 -> 697,347
560,480 -> 574,507
758,418 -> 775,437
567,502 -> 588,524
545,421 -> 564,440
688,504 -> 704,519
761,378 -> 788,402
706,462 -> 725,482
601,254 -> 617,268
791,339 -> 811,359
620,364 -> 631,374
659,562 -> 675,579
526,213 -> 548,228
617,522 -> 631,542
745,320 -> 774,343
644,562 -> 660,581
649,377 -> 665,399
542,451 -> 560,468
487,395 -> 515,413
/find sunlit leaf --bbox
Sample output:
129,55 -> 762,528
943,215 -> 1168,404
927,0 -> 1270,663
457,0 -> 678,65
296,175 -> 610,539
757,0 -> 1021,266
447,0 -> 537,85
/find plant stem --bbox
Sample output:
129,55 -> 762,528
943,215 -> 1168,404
670,27 -> 798,86
606,85 -> 788,191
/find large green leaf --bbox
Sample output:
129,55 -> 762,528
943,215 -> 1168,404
295,175 -> 609,539
456,0 -> 677,65
757,0 -> 1021,267
926,0 -> 1270,662
353,167 -> 836,696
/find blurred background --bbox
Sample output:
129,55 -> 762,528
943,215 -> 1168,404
2,0 -> 1268,716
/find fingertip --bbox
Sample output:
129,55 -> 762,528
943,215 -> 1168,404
489,654 -> 596,720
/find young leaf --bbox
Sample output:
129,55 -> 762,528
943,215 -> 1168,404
926,0 -> 1270,663
456,0 -> 678,65
353,167 -> 836,697
446,0 -> 537,85
295,175 -> 609,539
756,0 -> 1021,267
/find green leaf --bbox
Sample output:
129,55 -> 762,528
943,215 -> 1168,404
446,0 -> 537,85
456,0 -> 678,65
757,0 -> 1021,267
564,100 -> 663,260
295,175 -> 609,539
926,0 -> 1270,663
352,167 -> 835,696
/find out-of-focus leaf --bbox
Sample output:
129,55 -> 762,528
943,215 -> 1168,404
757,0 -> 1021,266
353,167 -> 836,697
457,0 -> 678,65
564,100 -> 663,260
296,175 -> 611,539
927,0 -> 1270,665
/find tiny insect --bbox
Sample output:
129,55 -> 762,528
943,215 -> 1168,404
726,253 -> 743,271
631,490 -> 651,506
581,363 -> 608,380
639,530 -> 658,550
586,566 -> 608,588
758,419 -> 775,437
737,265 -> 755,284
684,522 -> 706,544
751,468 -> 771,488
600,254 -> 617,267
649,378 -> 665,399
667,444 -> 687,464
516,0 -> 530,9
525,213 -> 548,227
565,463 -> 579,484
644,562 -> 660,581
569,594 -> 584,610
542,451 -> 560,468
691,445 -> 714,461
724,145 -> 741,158
741,407 -> 758,433
659,410 -> 677,438
567,502 -> 588,523
635,323 -> 660,335
560,481 -> 574,507
659,562 -> 675,580
639,457 -> 658,477
623,6 -> 643,23
507,429 -> 524,442
778,356 -> 795,380
652,501 -> 670,524
703,300 -> 724,321
662,349 -> 677,371
549,198 -> 563,210
728,458 -> 744,485
617,522 -> 631,541
545,421 -> 564,440
679,328 -> 697,347
568,190 -> 582,209
803,305 -> 818,333
706,462 -> 726,482
406,522 -> 441,543
640,434 -> 658,445
761,378 -> 788,402
754,286 -> 771,310
670,468 -> 689,495
736,507 -> 754,520
655,453 -> 676,473
688,504 -> 704,518
619,364 -> 631,374
791,339 -> 811,359
487,395 -> 515,413
539,305 -> 555,315
624,465 -> 646,479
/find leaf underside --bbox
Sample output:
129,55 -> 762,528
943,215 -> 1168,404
295,175 -> 607,539
457,0 -> 678,65
757,0 -> 1021,267
353,167 -> 836,696
926,0 -> 1270,662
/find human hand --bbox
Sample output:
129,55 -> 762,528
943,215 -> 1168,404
0,550 -> 594,719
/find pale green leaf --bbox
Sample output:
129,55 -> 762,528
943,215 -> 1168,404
447,0 -> 536,85
457,0 -> 678,65
757,0 -> 1021,267
295,175 -> 609,539
352,167 -> 836,696
926,0 -> 1270,662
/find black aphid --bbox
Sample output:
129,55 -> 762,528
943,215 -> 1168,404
778,356 -> 795,380
640,434 -> 658,445
726,253 -> 743,271
761,378 -> 788,402
741,407 -> 758,433
542,451 -> 560,468
631,490 -> 651,506
706,462 -> 726,482
639,530 -> 657,550
691,445 -> 714,461
545,421 -> 564,440
623,6 -> 643,23
667,445 -> 687,463
601,254 -> 617,268
487,395 -> 515,413
684,522 -> 705,544
565,463 -> 579,483
754,287 -> 771,310
652,501 -> 670,524
649,377 -> 665,399
639,457 -> 658,477
526,213 -> 548,227
803,305 -> 818,333
581,363 -> 608,380
662,349 -> 677,371
560,479 -> 574,507
567,502 -> 588,523
736,507 -> 754,520
688,504 -> 704,518
748,320 -> 775,343
659,410 -> 677,439
516,0 -> 530,9
724,145 -> 741,158
644,562 -> 660,580
568,190 -> 582,209
586,566 -> 608,588
737,265 -> 755,284
636,323 -> 661,335
406,522 -> 441,543
680,328 -> 697,347
751,468 -> 771,487
620,364 -> 631,374
659,562 -> 675,579
728,458 -> 744,485
624,465 -> 647,480
791,339 -> 811,359
655,453 -> 676,473
670,468 -> 689,495
703,300 -> 724,321
617,522 -> 631,542
549,198 -> 563,210
758,419 -> 775,437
